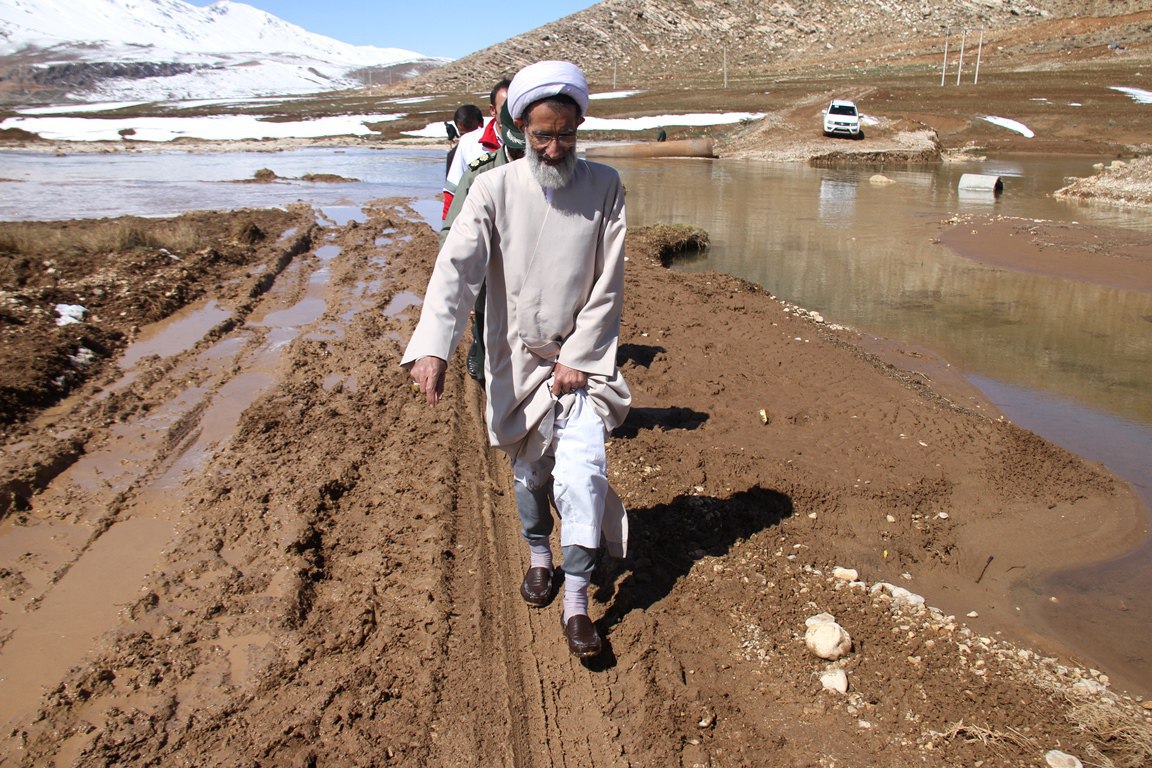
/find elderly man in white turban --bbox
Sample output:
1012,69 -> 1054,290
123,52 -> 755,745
403,60 -> 630,658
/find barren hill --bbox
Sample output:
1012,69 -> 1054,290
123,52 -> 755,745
406,0 -> 1152,92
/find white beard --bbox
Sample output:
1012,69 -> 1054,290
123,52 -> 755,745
526,142 -> 578,190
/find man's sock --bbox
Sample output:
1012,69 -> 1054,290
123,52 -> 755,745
562,572 -> 590,625
529,540 -> 553,571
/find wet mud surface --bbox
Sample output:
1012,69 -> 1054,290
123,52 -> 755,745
1,205 -> 1150,766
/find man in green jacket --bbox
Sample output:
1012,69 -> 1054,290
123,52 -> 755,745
440,102 -> 527,383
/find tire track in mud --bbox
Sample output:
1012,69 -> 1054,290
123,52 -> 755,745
0,216 -> 319,734
402,235 -> 627,767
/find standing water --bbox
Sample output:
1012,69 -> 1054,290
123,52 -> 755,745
2,146 -> 1151,689
607,154 -> 1152,692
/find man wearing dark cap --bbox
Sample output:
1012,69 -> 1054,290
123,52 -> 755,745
404,61 -> 630,659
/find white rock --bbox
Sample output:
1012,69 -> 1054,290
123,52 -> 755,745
1045,749 -> 1083,768
870,582 -> 926,607
832,567 -> 858,582
869,174 -> 895,185
966,611 -> 979,618
805,612 -> 837,627
1071,679 -> 1107,697
805,621 -> 852,660
820,668 -> 849,693
54,303 -> 86,326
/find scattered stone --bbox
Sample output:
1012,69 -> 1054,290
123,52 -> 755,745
805,620 -> 852,660
1071,679 -> 1107,697
832,567 -> 858,581
871,582 -> 926,607
54,303 -> 86,326
1044,749 -> 1083,768
820,668 -> 849,693
869,174 -> 895,185
805,612 -> 837,627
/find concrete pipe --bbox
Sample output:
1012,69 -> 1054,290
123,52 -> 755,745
958,173 -> 1004,194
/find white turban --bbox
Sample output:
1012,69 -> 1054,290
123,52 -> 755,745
507,60 -> 589,120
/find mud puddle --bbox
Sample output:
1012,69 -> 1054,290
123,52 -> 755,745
0,212 -> 369,733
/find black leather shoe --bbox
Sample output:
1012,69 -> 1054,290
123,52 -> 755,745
520,567 -> 553,607
466,338 -> 485,383
562,614 -> 602,658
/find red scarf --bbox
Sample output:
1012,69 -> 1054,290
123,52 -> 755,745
479,116 -> 502,151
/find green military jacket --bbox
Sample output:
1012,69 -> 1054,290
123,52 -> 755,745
439,146 -> 514,246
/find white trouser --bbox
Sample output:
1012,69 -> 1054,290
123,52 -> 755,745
512,390 -> 607,551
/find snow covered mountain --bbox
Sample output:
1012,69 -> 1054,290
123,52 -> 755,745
0,0 -> 447,103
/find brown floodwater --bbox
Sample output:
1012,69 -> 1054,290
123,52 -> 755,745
606,154 -> 1152,692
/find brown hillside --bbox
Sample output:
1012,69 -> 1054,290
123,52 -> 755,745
404,0 -> 1152,92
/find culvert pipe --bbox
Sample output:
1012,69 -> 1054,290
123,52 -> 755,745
958,173 -> 1004,194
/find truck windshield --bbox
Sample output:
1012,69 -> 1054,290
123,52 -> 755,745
829,104 -> 857,116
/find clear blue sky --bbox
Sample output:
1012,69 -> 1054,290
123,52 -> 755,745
187,1 -> 601,60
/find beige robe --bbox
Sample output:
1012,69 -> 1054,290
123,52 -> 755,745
403,158 -> 631,460
402,158 -> 631,554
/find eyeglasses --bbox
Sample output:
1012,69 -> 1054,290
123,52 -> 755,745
527,130 -> 578,148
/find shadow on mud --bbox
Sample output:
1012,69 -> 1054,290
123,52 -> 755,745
617,343 -> 664,368
613,406 -> 708,438
589,485 -> 793,667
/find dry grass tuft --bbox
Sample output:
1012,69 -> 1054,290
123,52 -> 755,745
628,223 -> 710,267
940,721 -> 1039,754
1068,701 -> 1152,768
0,219 -> 202,258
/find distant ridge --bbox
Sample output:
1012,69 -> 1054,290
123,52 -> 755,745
403,0 -> 1152,92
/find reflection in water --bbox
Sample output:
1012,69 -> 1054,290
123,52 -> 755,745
611,154 -> 1152,692
817,176 -> 857,226
610,156 -> 1152,431
0,147 -> 442,220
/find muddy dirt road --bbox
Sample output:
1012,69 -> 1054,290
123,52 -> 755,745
1,204 -> 1150,766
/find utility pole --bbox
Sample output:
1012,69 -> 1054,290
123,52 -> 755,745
956,30 -> 966,86
973,28 -> 984,85
940,32 -> 949,86
723,47 -> 728,89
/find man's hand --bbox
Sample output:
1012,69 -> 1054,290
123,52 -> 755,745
551,362 -> 588,397
410,356 -> 447,406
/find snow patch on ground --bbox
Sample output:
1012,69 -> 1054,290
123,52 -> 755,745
581,112 -> 764,130
589,90 -> 644,100
1110,86 -> 1152,104
981,116 -> 1035,138
402,111 -> 765,138
1,113 -> 401,142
